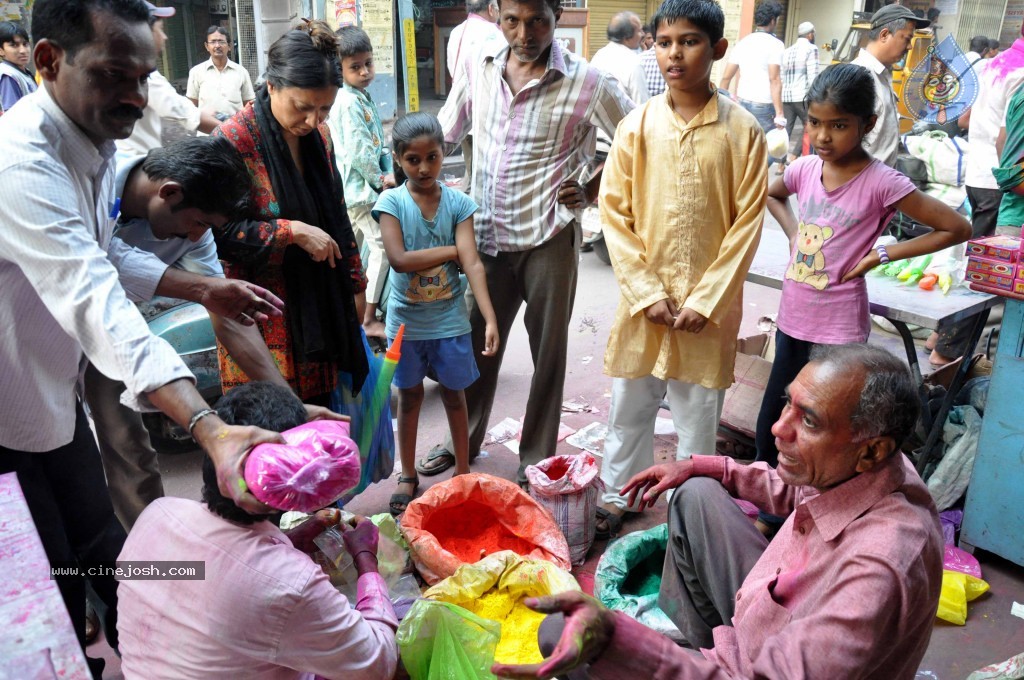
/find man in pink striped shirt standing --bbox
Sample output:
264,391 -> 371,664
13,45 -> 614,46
424,0 -> 634,486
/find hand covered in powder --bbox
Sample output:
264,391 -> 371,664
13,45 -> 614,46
491,592 -> 615,680
284,509 -> 341,553
340,516 -> 379,571
621,460 -> 696,511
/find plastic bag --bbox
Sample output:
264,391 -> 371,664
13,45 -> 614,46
927,405 -> 983,511
244,420 -> 360,512
903,130 -> 970,186
397,599 -> 501,680
313,514 -> 411,600
594,523 -> 683,642
944,544 -> 982,579
936,569 -> 989,625
424,551 -> 580,666
401,473 -> 571,584
525,453 -> 603,566
330,331 -> 395,506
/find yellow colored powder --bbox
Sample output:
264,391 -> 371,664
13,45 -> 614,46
464,590 -> 546,665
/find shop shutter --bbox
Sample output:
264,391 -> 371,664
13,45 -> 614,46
953,0 -> 1010,48
587,0 -> 649,59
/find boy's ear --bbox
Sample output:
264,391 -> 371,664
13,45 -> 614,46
712,37 -> 728,61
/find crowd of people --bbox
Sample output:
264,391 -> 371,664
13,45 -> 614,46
1,0 -> 1020,678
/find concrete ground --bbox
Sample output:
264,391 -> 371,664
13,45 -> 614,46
90,205 -> 1024,678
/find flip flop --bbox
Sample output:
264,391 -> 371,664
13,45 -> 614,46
595,507 -> 625,540
389,475 -> 419,516
415,446 -> 455,476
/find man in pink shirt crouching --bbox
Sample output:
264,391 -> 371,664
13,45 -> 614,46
117,382 -> 399,680
495,342 -> 944,680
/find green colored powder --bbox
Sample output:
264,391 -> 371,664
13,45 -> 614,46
621,550 -> 665,597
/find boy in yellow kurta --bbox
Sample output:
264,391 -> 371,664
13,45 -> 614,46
595,0 -> 768,538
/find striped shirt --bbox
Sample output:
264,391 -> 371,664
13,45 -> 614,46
781,37 -> 820,103
438,39 -> 633,255
640,47 -> 667,97
0,88 -> 191,452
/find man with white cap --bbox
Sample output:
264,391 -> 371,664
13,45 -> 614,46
852,5 -> 930,167
780,21 -> 819,171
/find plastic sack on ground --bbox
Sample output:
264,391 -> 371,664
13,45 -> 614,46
525,453 -> 604,566
967,652 -> 1024,680
944,544 -> 982,579
397,599 -> 501,680
401,473 -> 571,584
903,130 -> 969,186
244,420 -> 360,512
936,569 -> 989,625
330,331 -> 395,506
594,523 -> 683,642
927,405 -> 983,511
424,551 -> 580,666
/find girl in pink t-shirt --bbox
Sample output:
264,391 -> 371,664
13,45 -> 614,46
754,64 -> 971,531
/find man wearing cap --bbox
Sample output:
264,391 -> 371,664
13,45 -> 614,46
780,21 -> 819,170
117,2 -> 219,156
852,5 -> 930,167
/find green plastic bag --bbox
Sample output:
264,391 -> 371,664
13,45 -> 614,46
397,599 -> 501,680
594,523 -> 683,642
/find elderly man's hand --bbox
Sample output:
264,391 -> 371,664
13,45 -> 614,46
340,516 -> 380,573
621,460 -> 695,511
492,592 -> 615,679
557,179 -> 589,210
285,509 -> 341,553
201,279 -> 284,326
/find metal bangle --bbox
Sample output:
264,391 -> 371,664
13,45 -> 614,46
187,408 -> 218,436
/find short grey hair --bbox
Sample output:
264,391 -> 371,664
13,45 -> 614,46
809,343 -> 918,448
466,0 -> 491,14
868,18 -> 913,41
607,11 -> 640,43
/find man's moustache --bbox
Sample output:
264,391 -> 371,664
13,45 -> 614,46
111,106 -> 145,120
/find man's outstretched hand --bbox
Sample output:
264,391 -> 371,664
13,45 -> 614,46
201,279 -> 284,326
620,460 -> 695,511
491,592 -> 615,679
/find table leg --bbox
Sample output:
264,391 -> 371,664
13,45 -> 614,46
914,309 -> 991,478
890,319 -> 932,437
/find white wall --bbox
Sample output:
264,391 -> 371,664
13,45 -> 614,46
785,0 -> 859,64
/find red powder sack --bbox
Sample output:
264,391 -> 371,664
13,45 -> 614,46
402,473 -> 571,584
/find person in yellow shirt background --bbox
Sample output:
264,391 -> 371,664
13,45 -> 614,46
594,0 -> 768,538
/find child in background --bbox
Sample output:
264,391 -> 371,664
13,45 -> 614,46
753,63 -> 971,533
328,26 -> 395,342
595,0 -> 768,539
0,21 -> 36,116
373,113 -> 499,515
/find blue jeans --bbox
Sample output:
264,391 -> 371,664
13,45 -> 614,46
739,99 -> 781,162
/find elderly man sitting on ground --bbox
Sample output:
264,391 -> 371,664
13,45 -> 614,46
495,343 -> 943,680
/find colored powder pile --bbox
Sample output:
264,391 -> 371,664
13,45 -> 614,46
621,550 -> 665,597
465,590 -> 545,665
543,458 -> 570,481
425,501 -> 536,563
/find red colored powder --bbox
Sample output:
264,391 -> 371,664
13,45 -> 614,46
543,458 -> 570,481
425,501 -> 537,562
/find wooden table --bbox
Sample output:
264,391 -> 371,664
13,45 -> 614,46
0,472 -> 90,678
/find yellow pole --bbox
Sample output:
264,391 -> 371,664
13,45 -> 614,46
403,17 -> 420,113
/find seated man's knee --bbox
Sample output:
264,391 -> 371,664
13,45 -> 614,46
671,477 -> 729,523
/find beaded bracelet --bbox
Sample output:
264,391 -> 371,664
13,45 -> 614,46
876,245 -> 891,265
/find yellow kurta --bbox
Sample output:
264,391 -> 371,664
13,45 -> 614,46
600,91 -> 768,389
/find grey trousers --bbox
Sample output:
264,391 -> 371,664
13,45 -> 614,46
658,477 -> 768,650
84,363 -> 165,530
448,222 -> 579,477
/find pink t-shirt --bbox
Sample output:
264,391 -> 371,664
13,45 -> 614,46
777,156 -> 915,344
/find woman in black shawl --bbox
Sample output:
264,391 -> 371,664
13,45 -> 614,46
214,20 -> 368,402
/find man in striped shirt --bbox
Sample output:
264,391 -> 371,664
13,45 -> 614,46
428,0 -> 633,485
780,21 -> 819,167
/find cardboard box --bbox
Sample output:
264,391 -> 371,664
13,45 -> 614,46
965,269 -> 1016,291
966,235 -> 1020,263
1015,279 -> 1024,296
721,333 -> 773,439
967,257 -> 1015,277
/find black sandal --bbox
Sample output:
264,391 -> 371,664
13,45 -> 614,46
595,507 -> 625,540
415,446 -> 456,476
389,475 -> 419,516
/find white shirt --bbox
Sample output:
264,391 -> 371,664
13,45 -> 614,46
852,48 -> 901,167
117,69 -> 202,157
728,31 -> 784,103
589,41 -> 650,106
0,88 -> 192,452
186,58 -> 255,117
965,53 -> 1024,189
446,13 -> 505,80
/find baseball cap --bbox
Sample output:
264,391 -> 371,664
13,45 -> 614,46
144,1 -> 176,19
797,21 -> 814,35
869,5 -> 930,30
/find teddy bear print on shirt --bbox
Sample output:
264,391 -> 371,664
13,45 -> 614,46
786,222 -> 834,290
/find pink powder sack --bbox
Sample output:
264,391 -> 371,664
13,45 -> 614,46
244,420 -> 361,512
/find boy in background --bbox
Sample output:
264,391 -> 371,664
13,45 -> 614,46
0,21 -> 35,115
328,25 -> 396,343
595,0 -> 767,538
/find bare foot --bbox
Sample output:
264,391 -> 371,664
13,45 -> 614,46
925,331 -> 939,351
929,349 -> 956,367
363,318 -> 387,341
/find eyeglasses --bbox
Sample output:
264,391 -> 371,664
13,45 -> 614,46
206,40 -> 229,45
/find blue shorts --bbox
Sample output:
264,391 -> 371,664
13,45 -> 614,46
391,333 -> 480,391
